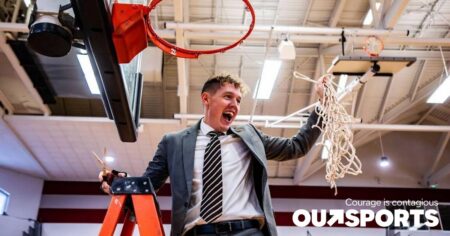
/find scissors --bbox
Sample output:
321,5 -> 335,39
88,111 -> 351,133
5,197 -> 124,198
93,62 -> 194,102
92,148 -> 126,185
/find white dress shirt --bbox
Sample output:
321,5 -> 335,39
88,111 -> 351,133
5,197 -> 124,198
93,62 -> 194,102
183,119 -> 264,234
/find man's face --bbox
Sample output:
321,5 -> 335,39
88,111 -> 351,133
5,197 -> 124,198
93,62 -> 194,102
202,83 -> 241,132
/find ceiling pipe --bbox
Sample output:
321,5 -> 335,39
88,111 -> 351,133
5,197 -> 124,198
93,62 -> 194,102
2,23 -> 450,47
165,22 -> 408,36
348,124 -> 450,132
174,113 -> 310,122
174,113 -> 450,132
182,32 -> 450,47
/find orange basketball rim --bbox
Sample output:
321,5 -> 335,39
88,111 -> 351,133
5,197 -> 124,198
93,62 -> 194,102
111,0 -> 256,63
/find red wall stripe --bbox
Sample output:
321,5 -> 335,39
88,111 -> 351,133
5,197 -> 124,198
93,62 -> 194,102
42,181 -> 450,201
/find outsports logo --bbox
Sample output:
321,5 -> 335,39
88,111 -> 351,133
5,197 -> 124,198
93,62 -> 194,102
292,199 -> 440,228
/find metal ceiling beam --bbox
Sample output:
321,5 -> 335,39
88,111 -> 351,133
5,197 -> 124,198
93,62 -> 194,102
354,83 -> 367,117
0,32 -> 50,115
308,52 -> 324,106
377,76 -> 394,122
416,104 -> 438,124
174,0 -> 189,126
354,71 -> 447,147
429,162 -> 450,185
381,0 -> 410,29
370,0 -> 382,28
409,60 -> 427,101
424,115 -> 448,126
293,142 -> 321,184
0,89 -> 14,114
302,0 -> 314,25
423,132 -> 450,186
329,0 -> 347,27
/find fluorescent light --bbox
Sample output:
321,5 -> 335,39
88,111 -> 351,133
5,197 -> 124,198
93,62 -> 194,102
104,156 -> 115,163
77,54 -> 100,95
379,156 -> 390,168
253,60 -> 282,99
427,76 -> 450,103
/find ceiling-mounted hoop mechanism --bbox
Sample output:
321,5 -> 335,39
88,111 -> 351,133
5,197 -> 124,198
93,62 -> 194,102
371,61 -> 380,74
339,29 -> 346,56
147,0 -> 256,59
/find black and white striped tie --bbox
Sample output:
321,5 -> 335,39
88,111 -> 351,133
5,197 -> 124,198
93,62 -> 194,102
200,131 -> 223,223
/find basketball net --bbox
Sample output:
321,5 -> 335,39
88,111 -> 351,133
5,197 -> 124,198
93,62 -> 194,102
294,72 -> 362,195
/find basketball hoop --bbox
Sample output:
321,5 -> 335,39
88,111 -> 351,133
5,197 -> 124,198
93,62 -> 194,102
111,0 -> 255,62
147,0 -> 255,59
363,36 -> 384,57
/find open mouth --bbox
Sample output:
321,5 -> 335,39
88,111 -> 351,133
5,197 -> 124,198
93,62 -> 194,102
222,112 -> 234,122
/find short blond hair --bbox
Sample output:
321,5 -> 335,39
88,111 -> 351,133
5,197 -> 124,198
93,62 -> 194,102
201,74 -> 249,96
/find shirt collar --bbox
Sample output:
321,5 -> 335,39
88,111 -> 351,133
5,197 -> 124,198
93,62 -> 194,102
200,118 -> 231,136
200,118 -> 215,136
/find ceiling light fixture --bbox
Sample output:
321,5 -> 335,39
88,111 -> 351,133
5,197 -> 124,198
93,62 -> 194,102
77,54 -> 100,95
253,60 -> 282,99
379,156 -> 390,167
378,133 -> 390,168
427,46 -> 450,104
278,34 -> 296,60
104,156 -> 115,163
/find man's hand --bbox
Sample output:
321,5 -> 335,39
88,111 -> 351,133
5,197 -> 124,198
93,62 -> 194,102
315,76 -> 328,103
98,170 -> 127,195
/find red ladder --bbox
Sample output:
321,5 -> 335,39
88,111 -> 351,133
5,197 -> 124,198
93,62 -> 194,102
99,178 -> 165,236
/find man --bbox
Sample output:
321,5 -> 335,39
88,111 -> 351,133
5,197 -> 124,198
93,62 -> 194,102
101,74 -> 325,236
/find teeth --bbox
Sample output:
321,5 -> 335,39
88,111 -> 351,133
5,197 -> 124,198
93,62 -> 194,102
223,112 -> 233,121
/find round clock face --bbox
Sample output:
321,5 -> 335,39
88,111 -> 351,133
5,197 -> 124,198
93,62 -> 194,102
364,36 -> 384,57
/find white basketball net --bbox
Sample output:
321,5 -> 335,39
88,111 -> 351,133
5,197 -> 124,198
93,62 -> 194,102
294,72 -> 362,195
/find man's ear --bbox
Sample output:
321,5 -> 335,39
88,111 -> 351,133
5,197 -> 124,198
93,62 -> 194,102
201,92 -> 209,106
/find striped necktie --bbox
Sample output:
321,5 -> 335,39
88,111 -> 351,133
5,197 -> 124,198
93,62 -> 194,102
200,131 -> 224,223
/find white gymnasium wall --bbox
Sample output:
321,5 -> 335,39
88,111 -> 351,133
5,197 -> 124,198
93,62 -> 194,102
0,167 -> 44,236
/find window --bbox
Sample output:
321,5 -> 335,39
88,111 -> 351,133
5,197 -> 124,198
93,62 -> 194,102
0,188 -> 10,215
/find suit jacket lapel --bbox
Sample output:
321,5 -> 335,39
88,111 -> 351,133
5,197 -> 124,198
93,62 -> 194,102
230,126 -> 267,170
182,121 -> 200,197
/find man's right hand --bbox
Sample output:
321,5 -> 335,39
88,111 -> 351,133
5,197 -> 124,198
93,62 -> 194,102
98,170 -> 127,195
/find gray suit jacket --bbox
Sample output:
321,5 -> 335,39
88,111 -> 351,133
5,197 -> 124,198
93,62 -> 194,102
143,110 -> 322,236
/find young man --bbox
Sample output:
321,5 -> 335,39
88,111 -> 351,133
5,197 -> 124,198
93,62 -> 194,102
101,74 -> 325,236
